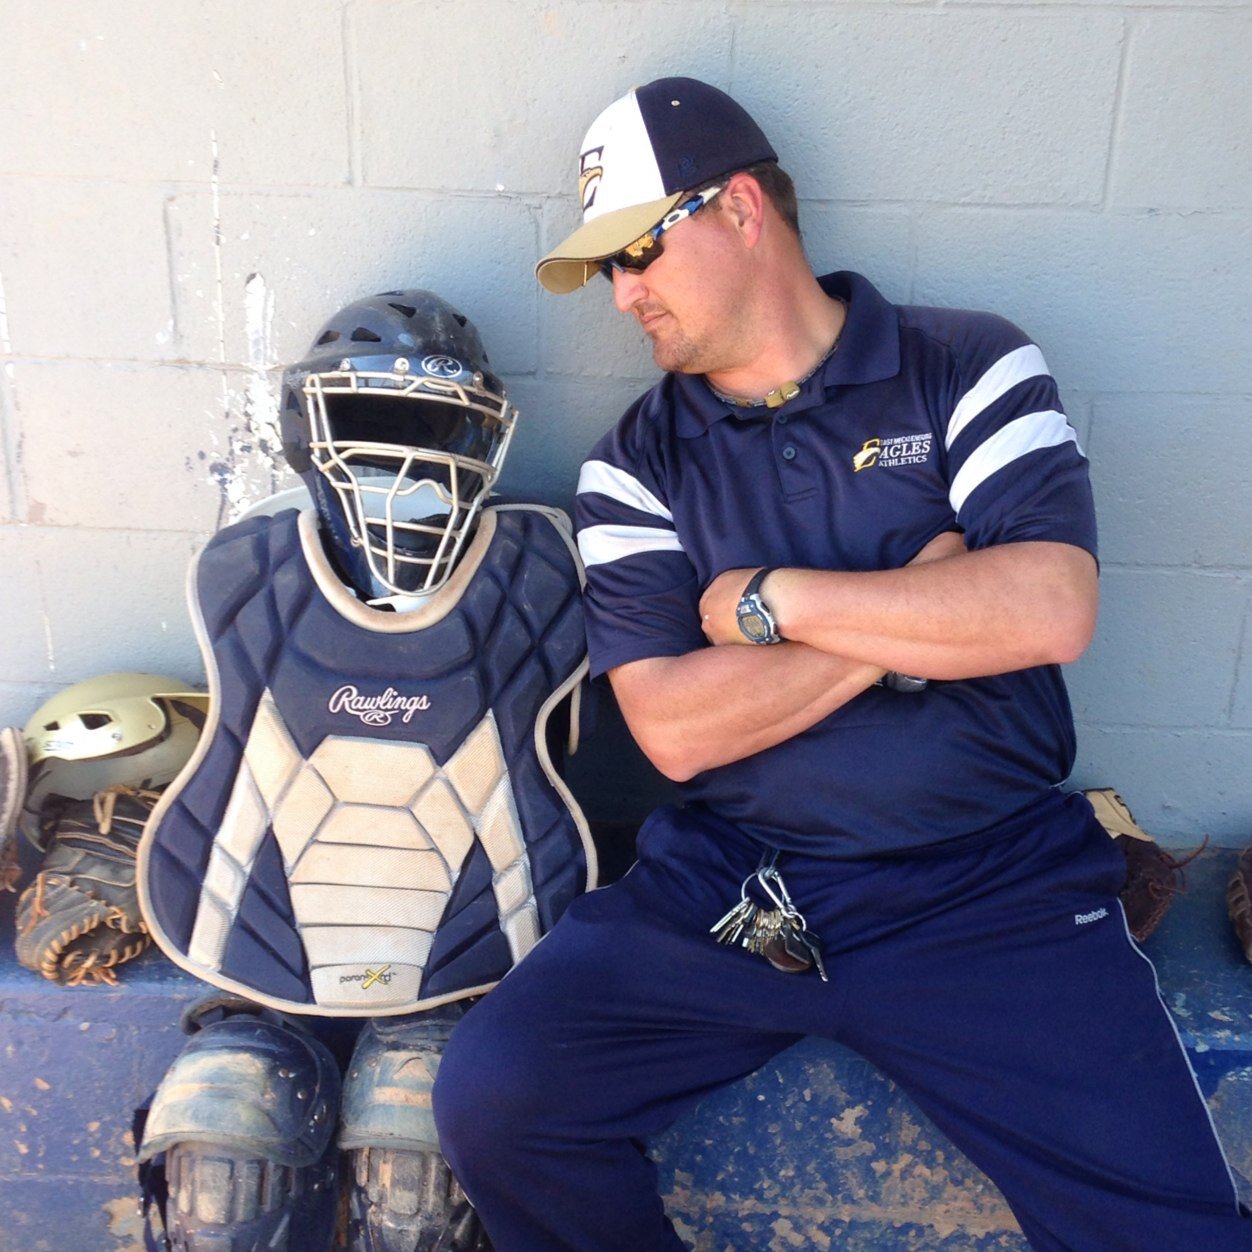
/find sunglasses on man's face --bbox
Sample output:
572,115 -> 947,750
597,184 -> 726,281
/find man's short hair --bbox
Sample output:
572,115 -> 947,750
700,163 -> 801,240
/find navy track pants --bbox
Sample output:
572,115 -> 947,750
434,792 -> 1248,1251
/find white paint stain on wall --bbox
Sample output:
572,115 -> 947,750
235,269 -> 286,512
189,127 -> 291,528
41,610 -> 55,673
201,272 -> 288,529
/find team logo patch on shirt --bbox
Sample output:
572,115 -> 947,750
853,433 -> 934,472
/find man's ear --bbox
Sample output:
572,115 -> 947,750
720,172 -> 766,247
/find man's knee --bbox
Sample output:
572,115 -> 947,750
432,996 -> 552,1166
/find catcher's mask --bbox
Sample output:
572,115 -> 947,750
280,290 -> 516,600
21,672 -> 208,848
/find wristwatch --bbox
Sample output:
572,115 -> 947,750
736,567 -> 783,644
878,671 -> 929,694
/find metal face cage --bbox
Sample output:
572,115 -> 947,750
302,362 -> 516,597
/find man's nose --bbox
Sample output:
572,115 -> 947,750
611,268 -> 648,313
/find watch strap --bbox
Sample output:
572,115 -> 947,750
878,671 -> 929,693
742,567 -> 778,599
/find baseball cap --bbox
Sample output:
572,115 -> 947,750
535,77 -> 778,294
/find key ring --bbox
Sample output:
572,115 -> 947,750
755,861 -> 809,931
740,849 -> 782,903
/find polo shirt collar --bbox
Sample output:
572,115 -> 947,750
673,271 -> 902,438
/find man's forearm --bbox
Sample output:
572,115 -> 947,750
609,644 -> 883,782
762,541 -> 1098,679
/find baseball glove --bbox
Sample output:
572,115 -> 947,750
15,785 -> 158,985
1226,847 -> 1252,964
1083,788 -> 1205,942
1,726 -> 27,891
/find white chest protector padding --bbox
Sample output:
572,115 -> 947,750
139,506 -> 595,1016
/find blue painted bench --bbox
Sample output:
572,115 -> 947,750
1,840 -> 1249,1251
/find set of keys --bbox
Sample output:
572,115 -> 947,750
710,852 -> 828,981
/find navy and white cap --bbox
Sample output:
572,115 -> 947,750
536,77 -> 778,294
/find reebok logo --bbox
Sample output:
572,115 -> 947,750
1074,907 -> 1109,925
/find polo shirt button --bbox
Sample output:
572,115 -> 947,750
782,445 -> 797,461
776,413 -> 789,425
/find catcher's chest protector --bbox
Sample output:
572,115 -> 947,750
139,506 -> 595,1015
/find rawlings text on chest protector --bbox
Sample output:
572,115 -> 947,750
139,506 -> 594,1016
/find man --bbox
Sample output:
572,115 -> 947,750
434,77 -> 1248,1250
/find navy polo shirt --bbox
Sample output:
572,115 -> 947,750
574,272 -> 1097,856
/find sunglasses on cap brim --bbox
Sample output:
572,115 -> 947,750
597,184 -> 725,281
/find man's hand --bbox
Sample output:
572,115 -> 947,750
699,568 -> 761,646
699,531 -> 966,648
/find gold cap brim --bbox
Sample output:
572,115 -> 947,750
535,192 -> 685,294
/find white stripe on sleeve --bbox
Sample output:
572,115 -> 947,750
949,411 -> 1078,516
577,524 -> 686,569
946,344 -> 1050,450
577,460 -> 673,522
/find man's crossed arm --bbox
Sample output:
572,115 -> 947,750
609,536 -> 1096,782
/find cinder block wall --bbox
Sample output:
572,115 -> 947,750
1,1 -> 1249,841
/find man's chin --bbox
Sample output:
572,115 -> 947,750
649,333 -> 701,375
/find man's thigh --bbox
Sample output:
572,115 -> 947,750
830,806 -> 1244,1250
442,853 -> 825,1143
